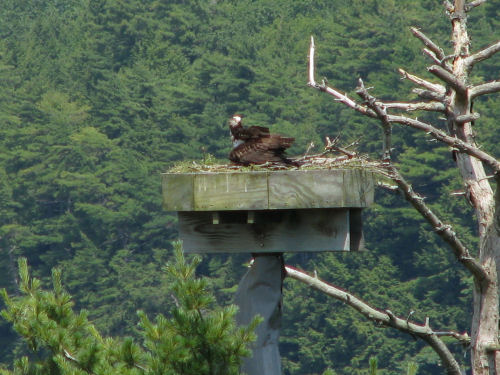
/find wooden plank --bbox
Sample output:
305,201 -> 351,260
268,170 -> 344,209
342,169 -> 374,207
193,172 -> 269,210
162,169 -> 374,211
178,208 -> 350,253
162,173 -> 194,211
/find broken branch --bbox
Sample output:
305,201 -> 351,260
285,265 -> 465,375
469,80 -> 500,99
466,40 -> 500,67
308,36 -> 316,86
455,112 -> 480,124
398,68 -> 446,95
385,165 -> 488,282
307,36 -> 377,118
411,27 -> 445,60
465,0 -> 487,11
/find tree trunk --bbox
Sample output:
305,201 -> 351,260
448,1 -> 500,373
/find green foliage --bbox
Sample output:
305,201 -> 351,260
0,246 -> 258,374
369,357 -> 377,375
139,242 -> 261,375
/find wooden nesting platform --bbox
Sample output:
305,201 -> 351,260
162,169 -> 374,253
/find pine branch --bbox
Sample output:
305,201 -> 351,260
285,265 -> 465,375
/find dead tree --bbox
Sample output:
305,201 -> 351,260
289,1 -> 500,374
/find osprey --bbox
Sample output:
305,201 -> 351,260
228,114 -> 297,166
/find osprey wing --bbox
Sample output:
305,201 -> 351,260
232,125 -> 270,140
229,135 -> 295,165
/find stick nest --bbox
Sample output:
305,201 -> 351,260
167,154 -> 387,175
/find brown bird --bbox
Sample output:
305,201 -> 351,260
228,114 -> 297,166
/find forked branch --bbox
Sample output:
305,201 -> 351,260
285,266 -> 466,375
354,83 -> 488,281
307,37 -> 500,174
427,65 -> 467,94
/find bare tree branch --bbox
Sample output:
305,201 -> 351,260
398,68 -> 446,95
470,80 -> 500,99
428,65 -> 467,94
466,41 -> 500,67
423,48 -> 444,66
353,81 -> 489,281
383,101 -> 446,112
308,35 -> 316,86
412,88 -> 446,102
285,265 -> 465,375
411,27 -> 446,60
325,136 -> 357,158
385,166 -> 488,282
444,0 -> 455,13
356,79 -> 392,161
465,0 -> 487,11
307,36 -> 377,118
386,114 -> 500,173
308,39 -> 498,173
455,112 -> 480,124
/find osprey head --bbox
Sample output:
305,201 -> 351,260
228,114 -> 243,129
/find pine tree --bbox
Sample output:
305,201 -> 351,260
0,242 -> 259,375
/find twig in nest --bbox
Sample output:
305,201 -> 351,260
325,136 -> 358,158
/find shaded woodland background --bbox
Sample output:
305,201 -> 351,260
0,0 -> 499,373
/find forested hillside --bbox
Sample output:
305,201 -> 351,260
0,0 -> 498,374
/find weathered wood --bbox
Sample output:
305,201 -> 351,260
178,209 -> 351,253
162,169 -> 374,211
268,170 -> 344,209
194,172 -> 268,210
343,169 -> 374,207
161,173 -> 194,211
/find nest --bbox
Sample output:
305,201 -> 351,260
167,154 -> 388,175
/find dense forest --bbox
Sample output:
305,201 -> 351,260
0,0 -> 499,374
